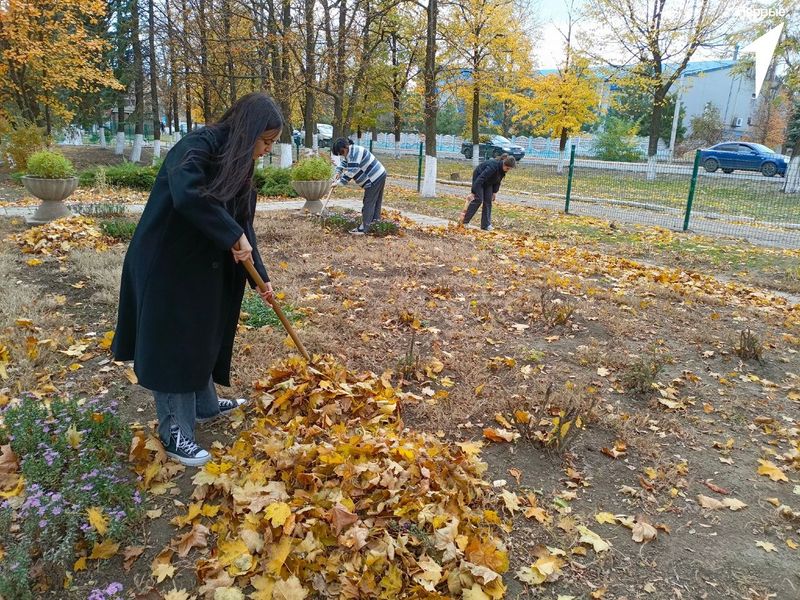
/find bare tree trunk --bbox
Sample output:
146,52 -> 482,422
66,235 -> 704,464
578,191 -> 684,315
421,0 -> 438,197
223,0 -> 237,102
471,75 -> 479,166
557,127 -> 568,173
647,88 -> 666,180
198,0 -> 212,124
332,0 -> 347,139
130,0 -> 145,162
148,0 -> 161,162
303,0 -> 316,147
166,0 -> 180,136
181,0 -> 192,132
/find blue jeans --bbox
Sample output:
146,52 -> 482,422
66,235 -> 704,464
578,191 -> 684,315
152,377 -> 220,443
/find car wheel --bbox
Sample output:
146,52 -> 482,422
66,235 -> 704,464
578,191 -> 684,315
703,158 -> 719,173
722,168 -> 733,174
761,162 -> 777,177
464,148 -> 472,159
491,149 -> 501,158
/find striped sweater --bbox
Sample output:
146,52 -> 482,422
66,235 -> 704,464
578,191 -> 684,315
335,145 -> 386,188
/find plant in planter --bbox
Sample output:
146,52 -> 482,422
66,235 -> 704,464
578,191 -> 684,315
291,156 -> 334,214
22,150 -> 78,224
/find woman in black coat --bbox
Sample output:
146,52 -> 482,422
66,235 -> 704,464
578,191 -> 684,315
460,154 -> 516,230
112,93 -> 282,466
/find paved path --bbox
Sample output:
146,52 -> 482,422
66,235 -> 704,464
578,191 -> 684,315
389,176 -> 800,249
0,198 -> 453,229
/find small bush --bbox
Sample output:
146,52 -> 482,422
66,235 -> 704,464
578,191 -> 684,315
100,218 -> 138,241
733,328 -> 764,362
320,211 -> 360,232
594,117 -> 643,163
25,150 -> 75,178
105,162 -> 157,190
0,397 -> 143,597
291,156 -> 333,181
622,348 -> 668,396
538,287 -> 575,328
254,166 -> 297,197
78,169 -> 97,187
240,292 -> 301,329
4,122 -> 46,170
367,219 -> 400,237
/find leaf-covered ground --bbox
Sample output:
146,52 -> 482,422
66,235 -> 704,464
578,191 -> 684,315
0,198 -> 798,599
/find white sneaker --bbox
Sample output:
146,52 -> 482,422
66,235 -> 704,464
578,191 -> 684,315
197,398 -> 248,424
163,426 -> 210,467
349,226 -> 365,235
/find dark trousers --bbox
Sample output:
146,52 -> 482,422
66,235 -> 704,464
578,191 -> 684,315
463,183 -> 493,229
362,173 -> 386,231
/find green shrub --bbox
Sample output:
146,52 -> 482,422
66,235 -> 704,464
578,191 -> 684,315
367,219 -> 400,237
78,169 -> 97,187
291,156 -> 333,181
105,162 -> 157,190
100,218 -> 138,241
240,292 -> 302,329
4,122 -> 46,171
25,150 -> 76,178
593,117 -> 643,163
320,210 -> 360,232
254,166 -> 297,197
0,397 -> 143,597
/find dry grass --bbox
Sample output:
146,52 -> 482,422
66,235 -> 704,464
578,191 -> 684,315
70,247 -> 125,305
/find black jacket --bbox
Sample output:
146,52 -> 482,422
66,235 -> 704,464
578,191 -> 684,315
471,159 -> 506,201
112,127 -> 268,393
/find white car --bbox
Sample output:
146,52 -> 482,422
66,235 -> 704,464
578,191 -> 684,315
316,123 -> 333,148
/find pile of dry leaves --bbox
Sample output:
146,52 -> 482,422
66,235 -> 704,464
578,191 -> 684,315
160,356 -> 510,598
6,215 -> 111,256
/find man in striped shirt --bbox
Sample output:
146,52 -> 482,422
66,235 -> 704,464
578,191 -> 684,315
332,137 -> 387,234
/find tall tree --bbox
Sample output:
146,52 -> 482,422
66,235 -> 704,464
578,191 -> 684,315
585,0 -> 740,179
441,0 -> 516,165
0,0 -> 120,133
147,0 -> 161,161
130,0 -> 145,162
421,0 -> 438,197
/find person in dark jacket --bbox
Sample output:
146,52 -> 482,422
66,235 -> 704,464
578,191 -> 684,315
460,154 -> 516,230
112,93 -> 282,466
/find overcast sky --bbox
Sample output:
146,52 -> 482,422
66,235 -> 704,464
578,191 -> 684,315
531,0 -> 775,70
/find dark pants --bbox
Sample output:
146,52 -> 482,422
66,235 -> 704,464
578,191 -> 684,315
362,173 -> 386,231
463,183 -> 493,229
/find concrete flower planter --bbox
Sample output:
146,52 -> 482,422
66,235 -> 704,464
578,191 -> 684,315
22,176 -> 78,224
291,179 -> 332,214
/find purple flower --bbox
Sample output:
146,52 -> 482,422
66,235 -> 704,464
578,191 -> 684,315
105,582 -> 123,595
52,506 -> 62,516
38,519 -> 47,528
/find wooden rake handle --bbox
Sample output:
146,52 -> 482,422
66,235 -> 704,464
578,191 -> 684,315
240,258 -> 310,362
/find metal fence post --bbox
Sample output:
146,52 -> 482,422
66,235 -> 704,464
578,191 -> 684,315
369,138 -> 373,153
683,150 -> 701,231
416,142 -> 423,192
565,145 -> 576,213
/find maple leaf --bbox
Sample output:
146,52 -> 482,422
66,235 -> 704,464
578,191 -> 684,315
631,516 -> 657,543
175,523 -> 209,557
577,526 -> 611,552
122,545 -> 145,571
755,540 -> 777,552
330,504 -> 358,534
500,490 -> 521,514
163,590 -> 193,600
151,549 -> 176,583
263,502 -> 292,527
757,460 -> 788,482
89,539 -> 119,560
595,512 -> 617,524
483,427 -> 520,442
87,507 -> 108,535
272,575 -> 308,600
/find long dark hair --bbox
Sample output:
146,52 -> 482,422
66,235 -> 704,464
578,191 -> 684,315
199,93 -> 283,213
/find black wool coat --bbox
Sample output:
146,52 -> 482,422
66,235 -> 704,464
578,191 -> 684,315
112,127 -> 269,393
471,159 -> 506,202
